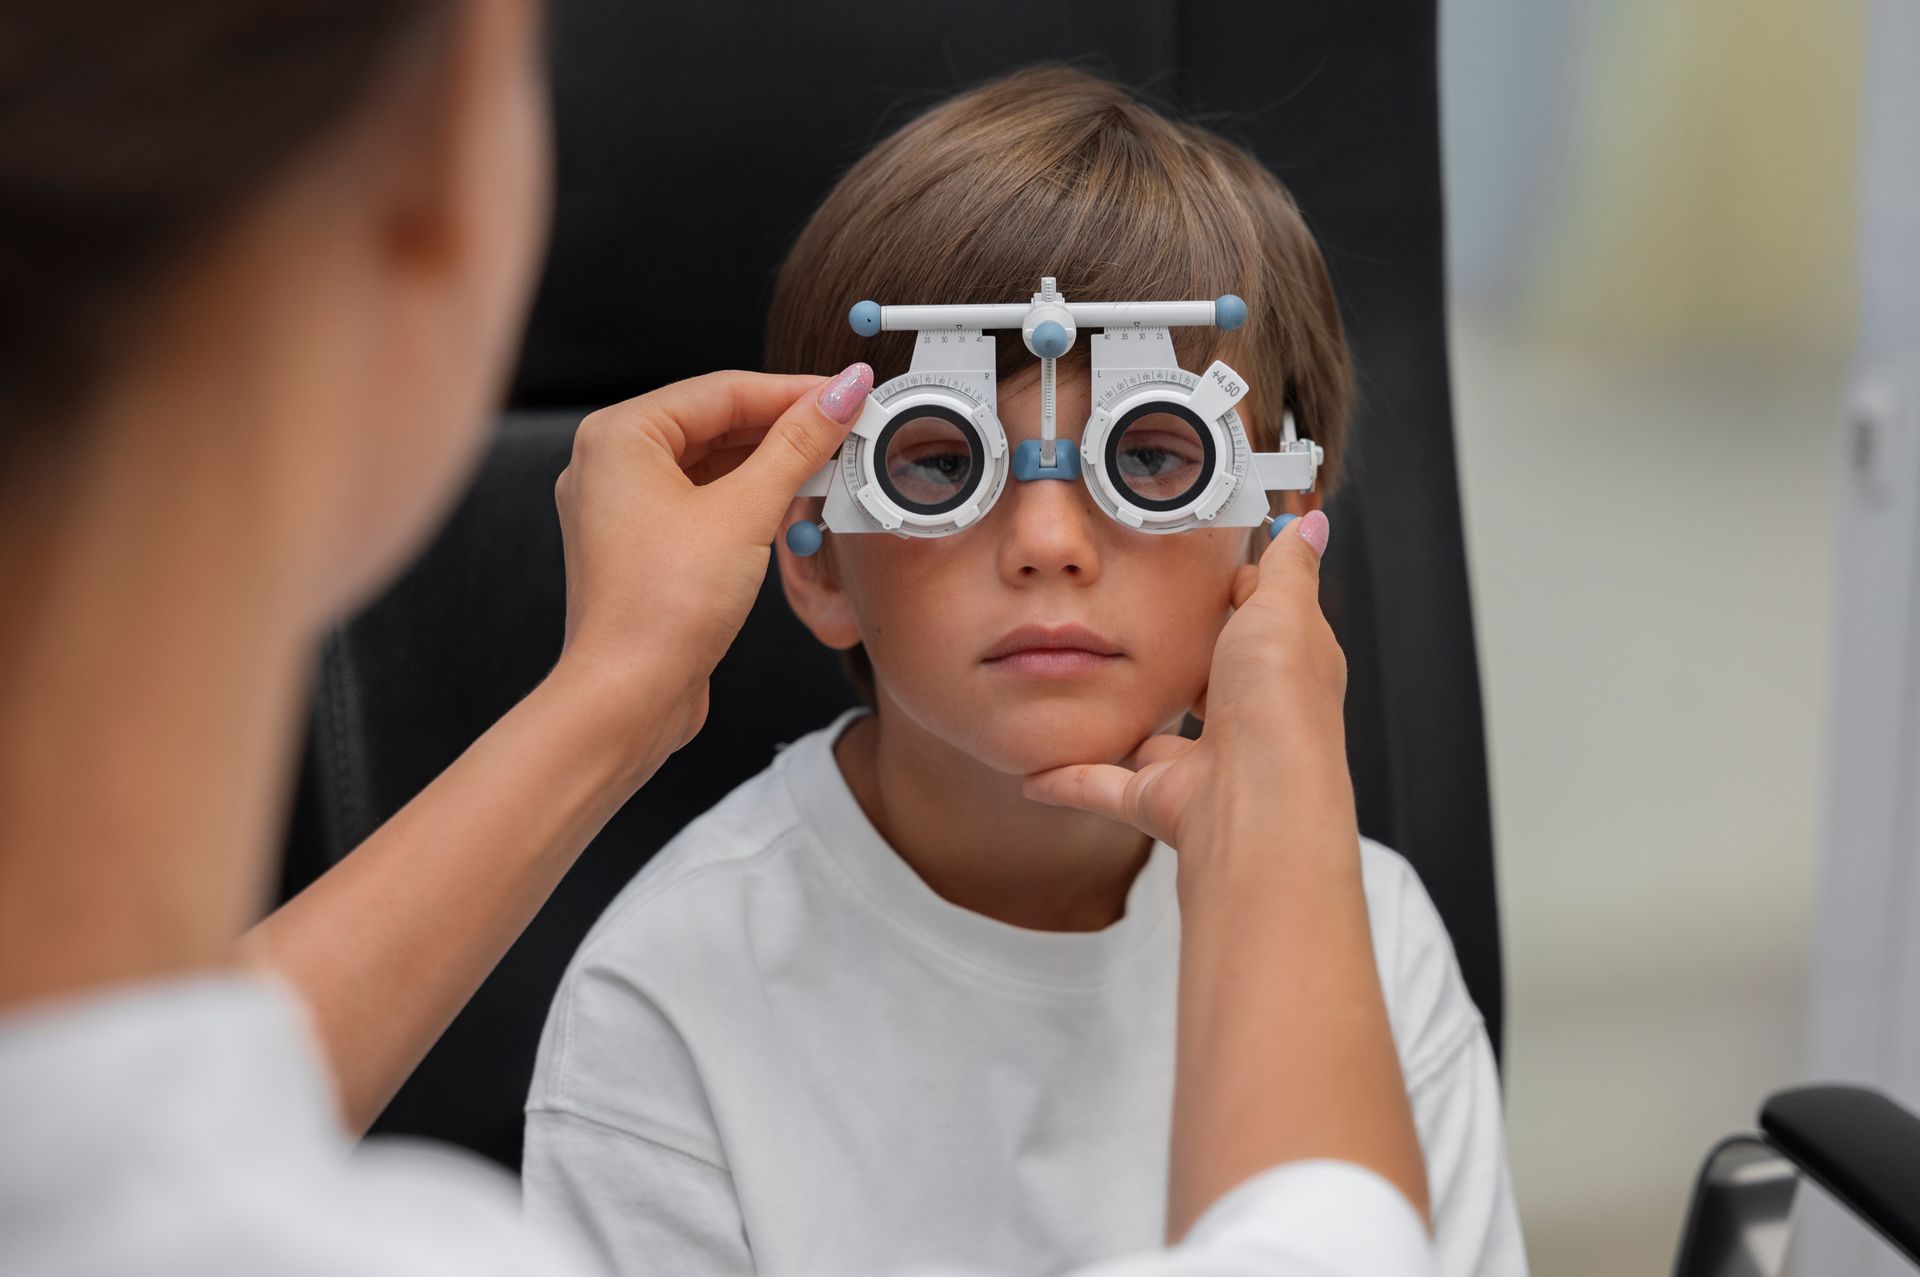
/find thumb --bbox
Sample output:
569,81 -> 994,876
727,362 -> 873,538
1228,562 -> 1260,611
1022,758 -> 1179,846
1257,507 -> 1331,599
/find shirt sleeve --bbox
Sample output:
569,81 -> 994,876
1407,1028 -> 1526,1277
523,1107 -> 754,1277
1164,1162 -> 1439,1277
1373,852 -> 1528,1277
909,1162 -> 1437,1277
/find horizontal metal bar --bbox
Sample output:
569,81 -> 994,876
880,300 -> 1220,332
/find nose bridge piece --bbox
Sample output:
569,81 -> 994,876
1011,438 -> 1081,482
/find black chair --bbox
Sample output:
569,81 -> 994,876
278,0 -> 1502,1172
1671,1084 -> 1920,1276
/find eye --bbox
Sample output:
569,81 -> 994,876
882,414 -> 976,507
892,443 -> 971,482
1113,413 -> 1206,502
1117,433 -> 1201,477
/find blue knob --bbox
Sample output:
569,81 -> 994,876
1031,320 -> 1071,359
1267,513 -> 1299,541
848,300 -> 882,337
785,521 -> 824,556
1215,294 -> 1248,331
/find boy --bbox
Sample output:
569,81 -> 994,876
524,67 -> 1525,1277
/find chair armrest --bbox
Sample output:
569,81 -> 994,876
1759,1084 -> 1920,1267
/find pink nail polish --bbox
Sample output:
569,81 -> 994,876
1299,509 -> 1331,559
816,362 -> 874,424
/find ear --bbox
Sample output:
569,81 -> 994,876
774,499 -> 863,650
377,0 -> 542,280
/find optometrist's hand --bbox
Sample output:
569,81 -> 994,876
551,363 -> 873,770
1023,510 -> 1350,876
1023,511 -> 1430,1237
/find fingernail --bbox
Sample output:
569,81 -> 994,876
1298,509 -> 1331,559
1267,513 -> 1298,541
816,362 -> 874,424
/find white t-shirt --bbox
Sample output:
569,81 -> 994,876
0,964 -> 1435,1277
524,712 -> 1524,1277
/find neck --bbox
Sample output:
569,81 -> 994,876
836,697 -> 1154,932
0,383 -> 311,1013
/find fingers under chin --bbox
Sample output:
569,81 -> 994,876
1020,768 -> 1071,807
1126,734 -> 1194,770
1021,765 -> 1113,814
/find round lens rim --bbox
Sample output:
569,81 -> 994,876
872,404 -> 987,517
1103,400 -> 1217,513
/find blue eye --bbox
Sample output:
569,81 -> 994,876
1118,444 -> 1189,478
897,449 -> 970,482
1114,414 -> 1205,501
883,415 -> 976,507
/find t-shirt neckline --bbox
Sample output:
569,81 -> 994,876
782,708 -> 1177,991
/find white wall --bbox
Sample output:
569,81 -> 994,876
1798,1 -> 1920,1272
1439,2 -> 1863,1272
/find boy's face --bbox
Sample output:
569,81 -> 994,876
780,369 -> 1303,776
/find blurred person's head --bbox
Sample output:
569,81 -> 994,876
0,0 -> 550,622
766,66 -> 1352,776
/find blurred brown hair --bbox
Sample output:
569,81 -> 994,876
0,0 -> 450,447
763,65 -> 1354,702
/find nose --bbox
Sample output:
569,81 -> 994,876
995,474 -> 1103,585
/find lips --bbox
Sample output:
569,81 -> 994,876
980,624 -> 1124,677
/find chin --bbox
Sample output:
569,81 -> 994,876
956,697 -> 1172,776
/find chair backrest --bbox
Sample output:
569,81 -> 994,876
279,0 -> 1502,1171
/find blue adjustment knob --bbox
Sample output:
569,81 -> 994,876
848,300 -> 882,337
1267,513 -> 1299,541
1215,294 -> 1248,331
785,521 -> 824,556
1030,320 -> 1071,359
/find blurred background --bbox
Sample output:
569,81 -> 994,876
1440,1 -> 1867,1272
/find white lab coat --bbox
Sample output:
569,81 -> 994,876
0,974 -> 1436,1277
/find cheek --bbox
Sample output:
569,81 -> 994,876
1130,528 -> 1246,615
837,537 -> 968,651
835,534 -> 998,707
1123,532 -> 1247,681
